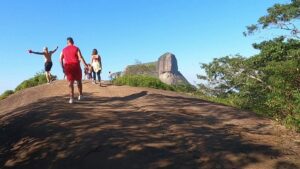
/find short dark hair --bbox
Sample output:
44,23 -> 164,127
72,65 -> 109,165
92,49 -> 98,55
67,37 -> 74,44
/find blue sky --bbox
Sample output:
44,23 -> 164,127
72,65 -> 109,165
0,0 -> 289,93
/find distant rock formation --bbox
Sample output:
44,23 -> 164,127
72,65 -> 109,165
119,52 -> 190,85
157,53 -> 178,74
157,53 -> 190,85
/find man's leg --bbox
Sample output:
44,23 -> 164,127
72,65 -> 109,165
77,80 -> 83,95
47,71 -> 52,82
77,80 -> 84,101
69,80 -> 75,99
45,72 -> 50,83
48,72 -> 52,81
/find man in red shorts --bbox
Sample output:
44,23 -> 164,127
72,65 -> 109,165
60,37 -> 88,104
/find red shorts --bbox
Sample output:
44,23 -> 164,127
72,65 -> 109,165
64,63 -> 82,81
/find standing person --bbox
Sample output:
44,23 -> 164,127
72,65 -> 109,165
60,37 -> 88,104
28,46 -> 58,84
91,49 -> 102,86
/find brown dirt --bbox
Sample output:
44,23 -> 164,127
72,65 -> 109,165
0,80 -> 299,169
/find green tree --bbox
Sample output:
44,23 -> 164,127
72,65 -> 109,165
198,38 -> 300,130
198,0 -> 300,130
197,55 -> 247,97
244,0 -> 300,38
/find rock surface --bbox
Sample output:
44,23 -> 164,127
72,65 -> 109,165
157,53 -> 189,85
1,80 -> 300,169
157,53 -> 178,74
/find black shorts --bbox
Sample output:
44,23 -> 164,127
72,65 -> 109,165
45,62 -> 53,72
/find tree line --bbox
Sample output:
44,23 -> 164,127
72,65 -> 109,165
198,0 -> 300,130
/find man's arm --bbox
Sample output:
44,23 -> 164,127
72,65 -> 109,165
50,46 -> 59,54
29,50 -> 44,55
60,52 -> 65,74
77,49 -> 88,68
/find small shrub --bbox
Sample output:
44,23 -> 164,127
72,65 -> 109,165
0,90 -> 14,100
284,115 -> 300,132
173,84 -> 197,93
15,71 -> 57,92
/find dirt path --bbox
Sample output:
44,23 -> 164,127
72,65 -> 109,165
0,80 -> 299,169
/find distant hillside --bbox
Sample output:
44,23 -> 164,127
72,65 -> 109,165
124,62 -> 158,77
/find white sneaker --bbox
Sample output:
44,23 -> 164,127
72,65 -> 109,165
78,95 -> 83,101
92,81 -> 96,84
69,98 -> 74,104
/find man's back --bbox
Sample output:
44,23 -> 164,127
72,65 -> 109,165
63,45 -> 79,64
43,52 -> 52,62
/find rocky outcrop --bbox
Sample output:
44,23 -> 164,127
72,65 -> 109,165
157,53 -> 190,85
157,53 -> 178,75
118,52 -> 190,85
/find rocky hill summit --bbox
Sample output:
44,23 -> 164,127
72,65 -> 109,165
1,80 -> 300,169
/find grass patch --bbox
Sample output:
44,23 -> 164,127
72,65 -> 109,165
113,75 -> 173,90
113,75 -> 196,93
194,92 -> 300,132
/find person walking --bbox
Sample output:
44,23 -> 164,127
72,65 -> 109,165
60,37 -> 88,104
91,49 -> 102,86
28,46 -> 58,84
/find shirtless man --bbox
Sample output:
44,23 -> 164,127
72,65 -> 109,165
29,46 -> 58,83
60,37 -> 88,104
